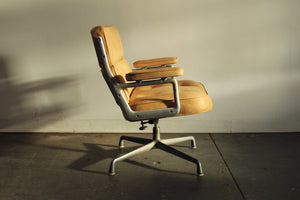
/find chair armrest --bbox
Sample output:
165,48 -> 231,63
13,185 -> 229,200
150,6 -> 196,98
126,67 -> 183,81
133,57 -> 178,68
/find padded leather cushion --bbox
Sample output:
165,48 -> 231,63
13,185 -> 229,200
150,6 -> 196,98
126,67 -> 184,81
91,26 -> 133,101
133,57 -> 178,68
129,80 -> 213,116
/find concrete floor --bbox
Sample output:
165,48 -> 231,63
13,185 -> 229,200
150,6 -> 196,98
0,132 -> 299,200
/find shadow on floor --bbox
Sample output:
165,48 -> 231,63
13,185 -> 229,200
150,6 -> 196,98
72,143 -> 200,176
33,140 -> 198,176
0,133 -> 260,200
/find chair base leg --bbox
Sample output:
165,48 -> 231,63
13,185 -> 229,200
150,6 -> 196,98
118,135 -> 152,148
109,126 -> 204,176
109,141 -> 156,175
161,136 -> 197,149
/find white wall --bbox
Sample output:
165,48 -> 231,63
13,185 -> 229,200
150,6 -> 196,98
0,0 -> 299,133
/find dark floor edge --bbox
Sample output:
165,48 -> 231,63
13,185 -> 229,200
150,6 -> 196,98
209,133 -> 246,200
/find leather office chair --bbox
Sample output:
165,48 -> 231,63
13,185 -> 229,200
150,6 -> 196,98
91,26 -> 213,176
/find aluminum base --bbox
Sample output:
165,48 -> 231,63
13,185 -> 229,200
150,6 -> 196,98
109,120 -> 204,176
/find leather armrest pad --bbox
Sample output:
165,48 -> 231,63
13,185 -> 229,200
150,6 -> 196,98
133,57 -> 177,68
126,67 -> 183,81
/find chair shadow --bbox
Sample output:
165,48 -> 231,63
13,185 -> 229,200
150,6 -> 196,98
0,55 -> 80,130
63,142 -> 196,176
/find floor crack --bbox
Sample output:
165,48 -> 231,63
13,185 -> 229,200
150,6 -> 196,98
209,133 -> 246,200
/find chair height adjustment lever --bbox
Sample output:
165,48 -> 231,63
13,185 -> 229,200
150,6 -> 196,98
139,120 -> 155,130
139,121 -> 148,130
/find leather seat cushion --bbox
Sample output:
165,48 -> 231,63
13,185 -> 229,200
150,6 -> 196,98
129,80 -> 213,116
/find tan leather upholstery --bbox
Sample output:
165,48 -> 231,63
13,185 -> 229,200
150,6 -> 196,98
91,26 -> 213,116
130,80 -> 212,116
91,26 -> 133,101
126,67 -> 184,81
133,57 -> 178,68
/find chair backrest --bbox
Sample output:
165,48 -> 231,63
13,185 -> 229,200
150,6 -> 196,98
91,26 -> 133,101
